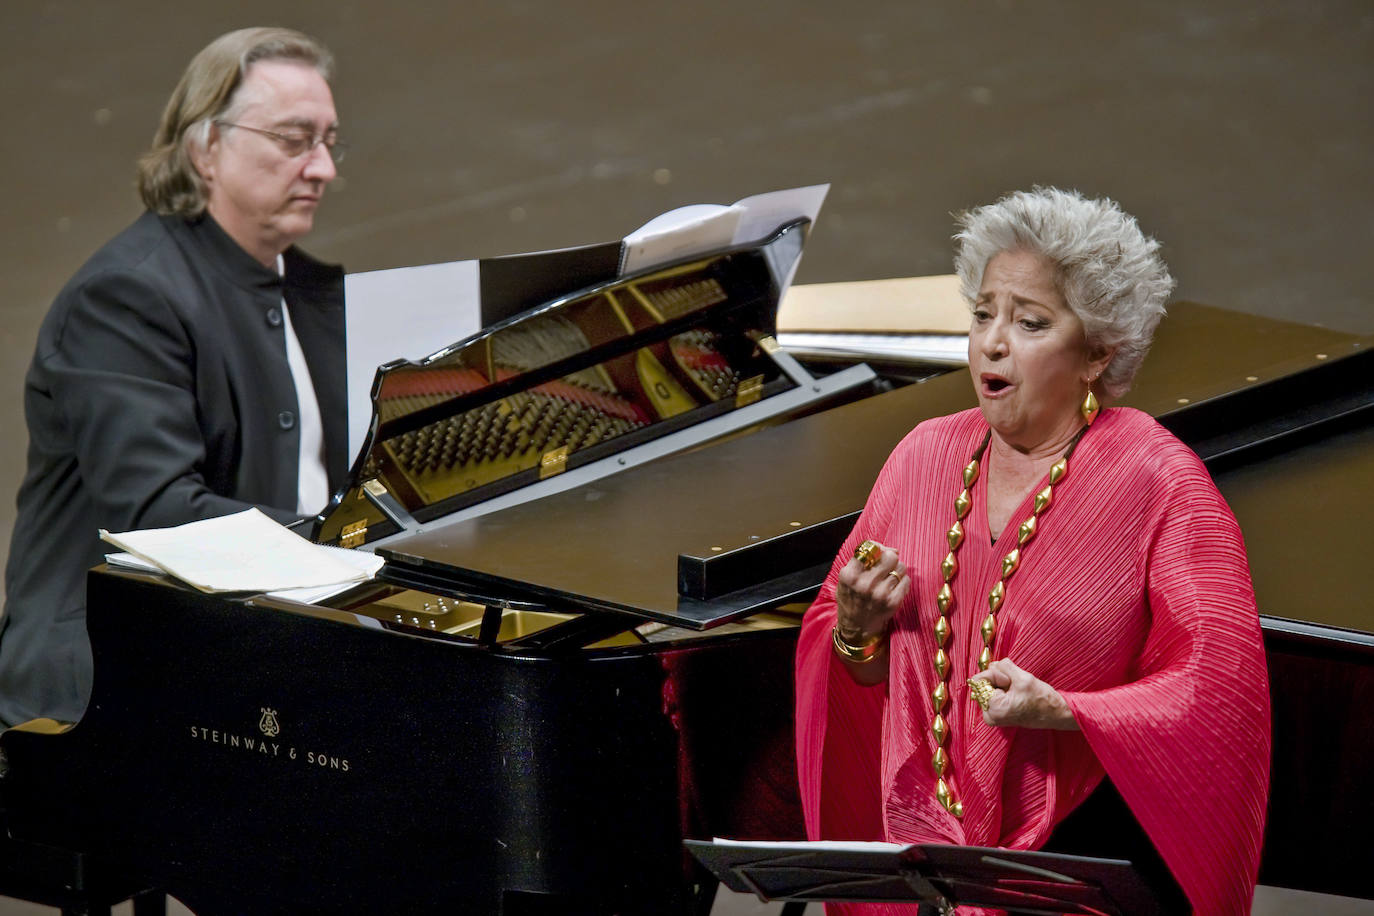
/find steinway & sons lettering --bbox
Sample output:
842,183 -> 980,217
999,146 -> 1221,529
188,708 -> 352,773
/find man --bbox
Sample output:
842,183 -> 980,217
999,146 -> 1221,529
0,28 -> 349,726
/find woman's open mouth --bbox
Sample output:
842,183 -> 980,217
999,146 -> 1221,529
980,374 -> 1013,397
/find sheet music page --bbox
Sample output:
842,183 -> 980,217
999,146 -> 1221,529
620,184 -> 829,276
728,184 -> 829,248
343,259 -> 482,464
100,508 -> 384,594
103,548 -> 377,606
620,204 -> 741,275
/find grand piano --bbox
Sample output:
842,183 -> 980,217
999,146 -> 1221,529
1,220 -> 1370,914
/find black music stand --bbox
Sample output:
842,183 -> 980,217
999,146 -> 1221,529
686,840 -> 1189,915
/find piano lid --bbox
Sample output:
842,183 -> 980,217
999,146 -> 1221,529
375,301 -> 1373,632
310,219 -> 882,551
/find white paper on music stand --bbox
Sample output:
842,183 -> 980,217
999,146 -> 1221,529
620,184 -> 828,277
100,508 -> 384,594
620,205 -> 743,275
343,259 -> 482,464
104,548 -> 376,605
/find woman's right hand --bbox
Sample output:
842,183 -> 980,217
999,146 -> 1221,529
835,540 -> 908,645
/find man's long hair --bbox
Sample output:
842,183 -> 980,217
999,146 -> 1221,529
137,27 -> 333,217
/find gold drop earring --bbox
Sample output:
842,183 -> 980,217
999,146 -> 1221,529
1081,376 -> 1100,425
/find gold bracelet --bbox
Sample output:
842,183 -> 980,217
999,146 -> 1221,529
832,624 -> 887,663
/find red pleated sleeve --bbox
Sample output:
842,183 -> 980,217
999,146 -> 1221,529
1061,441 -> 1271,915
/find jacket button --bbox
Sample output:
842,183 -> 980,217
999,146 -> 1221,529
278,410 -> 296,430
266,307 -> 283,328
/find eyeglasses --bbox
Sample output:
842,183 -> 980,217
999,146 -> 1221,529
215,121 -> 348,164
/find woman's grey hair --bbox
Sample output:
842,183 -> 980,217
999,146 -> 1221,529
952,187 -> 1175,399
137,27 -> 333,217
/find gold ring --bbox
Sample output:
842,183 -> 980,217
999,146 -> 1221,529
854,540 -> 881,570
967,677 -> 995,711
886,570 -> 903,581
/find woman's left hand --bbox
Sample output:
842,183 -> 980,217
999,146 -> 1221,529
970,658 -> 1078,731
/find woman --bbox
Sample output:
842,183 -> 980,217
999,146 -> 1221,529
795,188 -> 1270,915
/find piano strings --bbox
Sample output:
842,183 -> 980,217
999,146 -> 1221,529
372,271 -> 754,506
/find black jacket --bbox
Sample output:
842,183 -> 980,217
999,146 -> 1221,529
0,211 -> 347,726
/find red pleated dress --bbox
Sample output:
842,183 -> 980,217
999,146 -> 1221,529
795,407 -> 1271,915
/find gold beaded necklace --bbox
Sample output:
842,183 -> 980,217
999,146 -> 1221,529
927,420 -> 1091,819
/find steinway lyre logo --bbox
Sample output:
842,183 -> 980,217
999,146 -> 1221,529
258,707 -> 281,737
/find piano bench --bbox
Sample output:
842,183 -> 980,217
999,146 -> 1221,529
0,831 -> 166,916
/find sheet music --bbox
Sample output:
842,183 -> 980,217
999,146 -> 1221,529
619,204 -> 742,274
100,508 -> 384,594
729,185 -> 829,257
343,259 -> 482,464
620,184 -> 828,276
104,549 -> 374,605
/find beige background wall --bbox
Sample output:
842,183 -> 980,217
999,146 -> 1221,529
2,0 -> 1371,586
